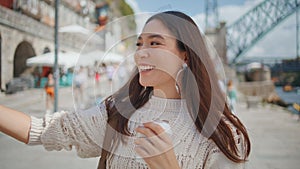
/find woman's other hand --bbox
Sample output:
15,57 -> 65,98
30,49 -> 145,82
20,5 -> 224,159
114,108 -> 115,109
134,122 -> 180,169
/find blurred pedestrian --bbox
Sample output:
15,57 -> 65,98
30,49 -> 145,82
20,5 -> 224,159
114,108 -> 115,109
227,79 -> 237,114
73,66 -> 87,109
106,64 -> 114,84
95,71 -> 101,85
117,64 -> 128,88
44,72 -> 54,113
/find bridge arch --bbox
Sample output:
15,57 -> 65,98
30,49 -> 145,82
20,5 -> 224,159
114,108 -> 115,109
13,41 -> 36,77
227,0 -> 300,63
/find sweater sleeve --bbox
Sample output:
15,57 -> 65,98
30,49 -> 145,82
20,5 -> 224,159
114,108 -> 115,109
203,146 -> 245,169
27,103 -> 108,158
203,129 -> 246,169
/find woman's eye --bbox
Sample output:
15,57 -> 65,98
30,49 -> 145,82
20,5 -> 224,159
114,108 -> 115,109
136,42 -> 142,46
150,42 -> 160,46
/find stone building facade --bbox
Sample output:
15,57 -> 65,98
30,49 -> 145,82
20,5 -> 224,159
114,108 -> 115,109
0,0 -> 134,91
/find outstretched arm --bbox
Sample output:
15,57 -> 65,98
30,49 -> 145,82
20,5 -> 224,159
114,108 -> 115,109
0,105 -> 31,144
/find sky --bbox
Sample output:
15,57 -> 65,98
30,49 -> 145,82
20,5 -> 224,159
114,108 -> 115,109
127,0 -> 246,16
125,0 -> 299,62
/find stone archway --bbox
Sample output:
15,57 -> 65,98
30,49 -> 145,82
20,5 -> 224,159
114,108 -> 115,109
13,41 -> 36,77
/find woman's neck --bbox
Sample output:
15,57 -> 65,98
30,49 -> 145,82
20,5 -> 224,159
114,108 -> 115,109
153,88 -> 181,99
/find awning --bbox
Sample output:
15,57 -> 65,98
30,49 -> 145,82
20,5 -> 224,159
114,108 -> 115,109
79,50 -> 125,66
26,51 -> 79,69
26,50 -> 125,68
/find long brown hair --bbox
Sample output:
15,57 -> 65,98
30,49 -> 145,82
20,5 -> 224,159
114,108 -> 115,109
104,11 -> 250,163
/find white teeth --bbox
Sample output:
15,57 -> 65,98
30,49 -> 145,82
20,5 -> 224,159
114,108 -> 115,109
139,65 -> 155,71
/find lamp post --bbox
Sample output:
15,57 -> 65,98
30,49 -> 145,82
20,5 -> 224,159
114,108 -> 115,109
54,0 -> 60,112
296,1 -> 299,60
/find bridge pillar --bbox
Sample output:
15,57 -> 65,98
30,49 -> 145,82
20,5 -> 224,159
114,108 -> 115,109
205,21 -> 228,64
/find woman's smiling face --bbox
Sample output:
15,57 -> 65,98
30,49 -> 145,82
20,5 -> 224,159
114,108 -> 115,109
134,19 -> 186,97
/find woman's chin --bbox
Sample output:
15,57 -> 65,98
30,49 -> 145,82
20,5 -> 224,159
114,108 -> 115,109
139,80 -> 153,88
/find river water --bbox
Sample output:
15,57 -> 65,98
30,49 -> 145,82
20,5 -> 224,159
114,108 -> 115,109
275,87 -> 300,114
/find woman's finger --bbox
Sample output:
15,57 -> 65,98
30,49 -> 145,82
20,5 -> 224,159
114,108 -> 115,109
143,122 -> 172,144
135,138 -> 170,158
134,145 -> 149,158
135,126 -> 173,156
143,122 -> 164,135
135,126 -> 164,147
135,126 -> 156,138
135,137 -> 157,157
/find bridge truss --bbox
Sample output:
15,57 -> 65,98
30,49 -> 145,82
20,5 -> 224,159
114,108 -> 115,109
226,0 -> 300,64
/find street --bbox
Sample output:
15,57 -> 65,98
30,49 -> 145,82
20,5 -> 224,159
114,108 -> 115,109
237,101 -> 300,169
0,87 -> 300,169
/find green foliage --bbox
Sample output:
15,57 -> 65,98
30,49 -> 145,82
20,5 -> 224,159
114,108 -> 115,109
118,0 -> 136,30
106,0 -> 112,4
119,0 -> 134,16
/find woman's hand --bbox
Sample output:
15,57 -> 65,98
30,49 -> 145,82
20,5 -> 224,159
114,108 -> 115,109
134,122 -> 181,169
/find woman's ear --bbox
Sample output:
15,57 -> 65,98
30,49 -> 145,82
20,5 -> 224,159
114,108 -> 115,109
184,53 -> 188,63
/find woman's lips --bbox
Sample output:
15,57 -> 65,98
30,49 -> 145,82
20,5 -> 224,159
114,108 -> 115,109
138,64 -> 155,72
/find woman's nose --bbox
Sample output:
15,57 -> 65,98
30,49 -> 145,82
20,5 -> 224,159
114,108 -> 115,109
135,48 -> 149,59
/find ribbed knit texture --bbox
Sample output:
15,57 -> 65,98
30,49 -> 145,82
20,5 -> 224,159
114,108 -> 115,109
28,96 -> 245,169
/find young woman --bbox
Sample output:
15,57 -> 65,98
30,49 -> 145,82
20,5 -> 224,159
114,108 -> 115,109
0,11 -> 250,169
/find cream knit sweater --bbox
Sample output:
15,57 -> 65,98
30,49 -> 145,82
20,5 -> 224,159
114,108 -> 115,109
28,96 -> 245,169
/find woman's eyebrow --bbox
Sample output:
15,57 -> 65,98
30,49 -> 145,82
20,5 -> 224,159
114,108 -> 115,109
137,34 -> 165,40
148,34 -> 165,40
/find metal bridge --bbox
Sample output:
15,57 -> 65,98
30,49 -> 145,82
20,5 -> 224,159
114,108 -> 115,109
226,0 -> 300,64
